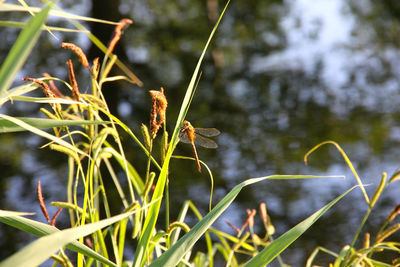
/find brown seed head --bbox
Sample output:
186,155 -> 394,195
225,220 -> 240,234
241,208 -> 256,230
388,204 -> 400,222
149,87 -> 168,138
36,180 -> 50,223
66,60 -> 80,101
51,208 -> 63,226
23,77 -> 60,112
259,202 -> 268,224
91,57 -> 100,80
85,237 -> 93,249
61,42 -> 90,70
42,73 -> 64,98
108,18 -> 133,54
247,209 -> 256,228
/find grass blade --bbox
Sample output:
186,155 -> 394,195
0,214 -> 117,267
132,2 -> 231,266
0,117 -> 107,133
0,210 -> 136,267
0,210 -> 34,217
0,114 -> 87,157
243,185 -> 359,266
0,3 -> 119,25
149,175 -> 343,267
0,0 -> 56,100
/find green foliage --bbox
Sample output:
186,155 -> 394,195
0,0 -> 56,100
0,1 -> 399,267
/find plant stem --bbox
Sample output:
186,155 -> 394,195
342,208 -> 372,267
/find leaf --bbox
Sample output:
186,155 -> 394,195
132,1 -> 231,266
149,175 -> 346,267
242,186 -> 358,266
0,0 -> 56,101
0,213 -> 117,267
0,210 -> 34,217
0,3 -> 119,25
0,117 -> 107,133
0,114 -> 87,157
0,210 -> 137,267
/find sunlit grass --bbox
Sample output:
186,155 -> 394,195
0,1 -> 399,267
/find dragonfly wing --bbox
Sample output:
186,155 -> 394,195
194,135 -> 218,149
194,128 -> 220,137
179,133 -> 192,144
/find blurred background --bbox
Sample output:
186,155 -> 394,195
1,0 -> 400,265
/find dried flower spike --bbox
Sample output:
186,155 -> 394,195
388,204 -> 400,222
85,237 -> 93,249
225,220 -> 240,234
259,202 -> 268,224
23,77 -> 60,112
246,208 -> 256,229
240,208 -> 256,231
91,57 -> 100,80
149,87 -> 168,138
108,19 -> 133,54
43,73 -> 64,98
51,208 -> 63,226
37,180 -> 50,223
66,60 -> 80,101
61,42 -> 90,70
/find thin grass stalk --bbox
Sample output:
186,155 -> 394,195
111,232 -> 121,267
135,36 -> 214,263
144,139 -> 154,216
145,141 -> 153,183
259,210 -> 286,267
206,231 -> 214,267
77,172 -> 91,266
341,208 -> 372,267
92,141 -> 117,260
187,201 -> 216,266
118,218 -> 128,263
94,216 -> 109,261
103,157 -> 130,208
102,144 -> 145,198
162,122 -> 170,232
89,68 -> 139,206
96,89 -> 136,204
304,140 -> 370,204
93,106 -> 161,171
58,128 -> 90,267
94,172 -> 111,261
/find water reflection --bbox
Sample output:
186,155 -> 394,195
1,0 -> 400,265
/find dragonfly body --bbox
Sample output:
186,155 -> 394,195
179,120 -> 220,172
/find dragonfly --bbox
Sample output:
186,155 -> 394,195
179,120 -> 220,172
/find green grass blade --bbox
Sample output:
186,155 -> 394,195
0,214 -> 118,267
305,140 -> 370,204
0,0 -> 56,100
0,3 -> 119,25
0,20 -> 84,33
0,114 -> 87,157
0,80 -> 40,105
149,175 -> 343,267
0,210 -> 136,267
0,210 -> 34,217
104,146 -> 144,195
0,117 -> 107,133
242,186 -> 359,267
132,2 -> 230,266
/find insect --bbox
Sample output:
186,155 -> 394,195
179,120 -> 220,172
